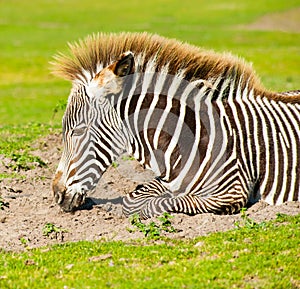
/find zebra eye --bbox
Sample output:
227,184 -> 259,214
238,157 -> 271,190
72,127 -> 86,136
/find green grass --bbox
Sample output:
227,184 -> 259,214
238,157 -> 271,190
0,123 -> 54,156
0,1 -> 299,287
0,123 -> 58,178
0,0 -> 299,125
0,214 -> 299,288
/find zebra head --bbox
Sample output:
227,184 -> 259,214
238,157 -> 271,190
52,52 -> 135,212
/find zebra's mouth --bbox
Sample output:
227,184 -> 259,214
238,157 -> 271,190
53,186 -> 86,212
62,191 -> 86,212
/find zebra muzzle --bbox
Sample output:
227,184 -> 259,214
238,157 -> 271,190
52,171 -> 86,212
53,185 -> 86,212
61,191 -> 85,212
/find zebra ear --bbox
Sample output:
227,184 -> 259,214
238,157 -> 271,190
113,52 -> 135,77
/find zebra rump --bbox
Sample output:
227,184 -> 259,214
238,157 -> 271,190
51,32 -> 300,218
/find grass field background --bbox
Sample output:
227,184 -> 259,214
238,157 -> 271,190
0,214 -> 299,288
0,0 -> 299,125
0,1 -> 299,288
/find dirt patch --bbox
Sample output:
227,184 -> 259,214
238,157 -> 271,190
240,7 -> 300,33
0,134 -> 299,252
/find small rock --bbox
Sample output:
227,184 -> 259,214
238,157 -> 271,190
0,217 -> 7,223
194,241 -> 205,247
65,264 -> 74,270
243,238 -> 252,244
109,260 -> 114,267
232,251 -> 240,258
0,275 -> 7,280
24,259 -> 35,266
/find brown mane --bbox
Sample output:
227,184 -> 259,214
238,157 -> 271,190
51,32 -> 299,103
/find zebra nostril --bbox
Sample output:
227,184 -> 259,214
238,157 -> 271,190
53,185 -> 67,205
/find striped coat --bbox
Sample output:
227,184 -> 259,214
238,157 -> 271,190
52,32 -> 299,218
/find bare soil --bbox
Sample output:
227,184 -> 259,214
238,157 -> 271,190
240,7 -> 300,33
1,133 -> 299,252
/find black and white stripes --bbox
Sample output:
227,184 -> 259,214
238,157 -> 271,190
52,33 -> 299,217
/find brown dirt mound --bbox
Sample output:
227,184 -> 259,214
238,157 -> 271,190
0,134 -> 299,252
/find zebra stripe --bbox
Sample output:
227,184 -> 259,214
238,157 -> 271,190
116,72 -> 299,215
52,33 -> 299,217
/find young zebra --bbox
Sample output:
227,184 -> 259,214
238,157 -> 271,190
52,32 -> 300,218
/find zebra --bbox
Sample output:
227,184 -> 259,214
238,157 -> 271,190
52,32 -> 300,219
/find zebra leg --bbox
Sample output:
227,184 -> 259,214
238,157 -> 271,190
123,181 -> 248,218
173,183 -> 249,215
123,178 -> 174,219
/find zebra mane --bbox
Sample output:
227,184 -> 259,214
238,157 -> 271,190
51,32 -> 298,102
